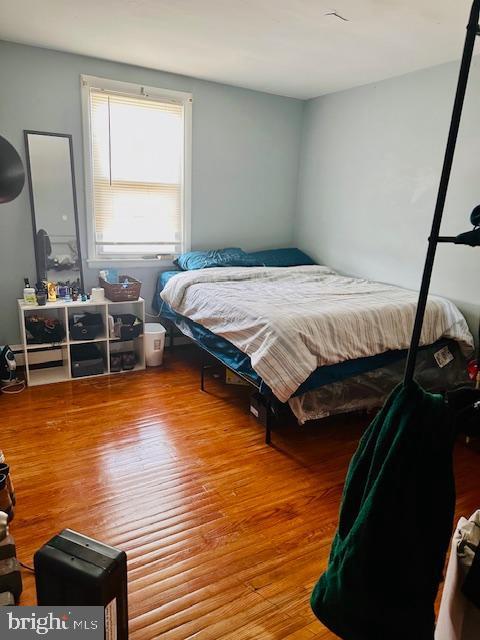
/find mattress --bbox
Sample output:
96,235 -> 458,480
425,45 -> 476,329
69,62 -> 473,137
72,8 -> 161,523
159,266 -> 473,402
154,270 -> 471,400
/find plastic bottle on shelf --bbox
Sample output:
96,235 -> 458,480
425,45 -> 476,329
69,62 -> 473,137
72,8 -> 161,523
23,278 -> 36,305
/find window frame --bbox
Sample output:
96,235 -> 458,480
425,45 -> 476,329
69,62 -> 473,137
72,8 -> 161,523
80,74 -> 192,267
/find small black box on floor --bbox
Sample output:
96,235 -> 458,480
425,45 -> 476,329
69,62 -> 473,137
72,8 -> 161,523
250,392 -> 269,426
34,529 -> 128,640
71,344 -> 104,378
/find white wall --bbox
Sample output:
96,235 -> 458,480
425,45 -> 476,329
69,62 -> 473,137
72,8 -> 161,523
296,57 -> 480,332
0,40 -> 304,344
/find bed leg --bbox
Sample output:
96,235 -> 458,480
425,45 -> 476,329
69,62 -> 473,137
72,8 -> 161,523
265,404 -> 275,445
251,392 -> 275,445
265,421 -> 272,446
200,363 -> 206,391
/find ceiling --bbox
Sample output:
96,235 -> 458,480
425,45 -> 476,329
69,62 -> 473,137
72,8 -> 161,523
0,0 -> 476,99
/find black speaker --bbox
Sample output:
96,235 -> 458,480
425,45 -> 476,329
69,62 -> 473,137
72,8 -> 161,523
0,135 -> 24,204
34,529 -> 128,639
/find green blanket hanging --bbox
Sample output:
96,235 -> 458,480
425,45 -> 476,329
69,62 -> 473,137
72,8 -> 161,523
311,383 -> 456,640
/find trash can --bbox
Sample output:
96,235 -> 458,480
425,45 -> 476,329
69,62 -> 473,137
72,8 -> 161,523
144,323 -> 166,367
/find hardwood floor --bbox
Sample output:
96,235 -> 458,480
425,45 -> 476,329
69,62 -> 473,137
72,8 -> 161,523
2,346 -> 479,639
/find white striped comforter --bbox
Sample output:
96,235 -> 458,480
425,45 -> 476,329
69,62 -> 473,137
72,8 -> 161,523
161,266 -> 473,402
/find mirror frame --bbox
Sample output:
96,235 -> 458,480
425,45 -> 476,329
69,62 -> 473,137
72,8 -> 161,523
24,130 -> 84,290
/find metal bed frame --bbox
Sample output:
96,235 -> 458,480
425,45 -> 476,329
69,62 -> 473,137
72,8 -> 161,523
165,319 -> 277,444
164,318 -> 476,447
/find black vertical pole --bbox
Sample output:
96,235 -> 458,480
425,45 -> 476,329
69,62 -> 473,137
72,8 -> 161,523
404,0 -> 480,386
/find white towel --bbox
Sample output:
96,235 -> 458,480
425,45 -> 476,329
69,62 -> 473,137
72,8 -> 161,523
435,510 -> 480,640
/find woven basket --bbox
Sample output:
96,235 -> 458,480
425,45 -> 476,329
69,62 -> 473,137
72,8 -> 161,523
99,275 -> 142,302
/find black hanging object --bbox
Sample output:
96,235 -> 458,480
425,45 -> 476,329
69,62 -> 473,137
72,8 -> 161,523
0,135 -> 25,204
452,204 -> 480,245
404,0 -> 480,385
435,203 -> 480,245
470,204 -> 480,226
454,228 -> 480,246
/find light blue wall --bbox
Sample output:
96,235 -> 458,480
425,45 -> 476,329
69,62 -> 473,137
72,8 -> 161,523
5,39 -> 477,347
0,40 -> 304,344
296,57 -> 480,331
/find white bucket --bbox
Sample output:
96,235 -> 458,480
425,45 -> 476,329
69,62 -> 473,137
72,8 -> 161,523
144,323 -> 166,367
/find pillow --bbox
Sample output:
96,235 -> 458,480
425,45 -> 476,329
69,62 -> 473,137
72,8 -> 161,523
174,247 -> 261,271
247,247 -> 316,267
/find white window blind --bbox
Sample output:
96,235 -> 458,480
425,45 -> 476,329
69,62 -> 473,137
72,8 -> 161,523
85,81 -> 190,260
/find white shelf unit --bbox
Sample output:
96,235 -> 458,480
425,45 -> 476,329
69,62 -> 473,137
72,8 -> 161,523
18,297 -> 145,386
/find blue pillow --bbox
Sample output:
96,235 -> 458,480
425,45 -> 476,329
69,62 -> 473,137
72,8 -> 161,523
247,248 -> 316,267
174,247 -> 261,271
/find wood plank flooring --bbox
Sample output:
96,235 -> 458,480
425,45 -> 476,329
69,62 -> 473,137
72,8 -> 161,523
2,346 -> 479,639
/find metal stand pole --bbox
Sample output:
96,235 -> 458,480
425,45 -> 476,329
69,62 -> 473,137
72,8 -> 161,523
404,0 -> 480,386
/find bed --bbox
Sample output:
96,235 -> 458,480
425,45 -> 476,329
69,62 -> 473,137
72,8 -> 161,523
153,254 -> 473,441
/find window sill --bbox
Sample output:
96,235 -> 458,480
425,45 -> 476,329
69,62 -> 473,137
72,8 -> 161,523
87,258 -> 176,269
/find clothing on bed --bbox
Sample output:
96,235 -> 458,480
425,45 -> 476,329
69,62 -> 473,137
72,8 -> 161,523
160,265 -> 473,402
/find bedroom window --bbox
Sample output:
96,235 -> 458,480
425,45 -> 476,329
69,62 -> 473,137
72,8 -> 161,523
81,75 -> 192,264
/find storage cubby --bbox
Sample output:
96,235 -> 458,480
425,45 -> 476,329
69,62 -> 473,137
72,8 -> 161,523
23,306 -> 67,349
70,341 -> 108,379
109,336 -> 145,373
67,304 -> 108,344
18,297 -> 145,386
28,345 -> 70,386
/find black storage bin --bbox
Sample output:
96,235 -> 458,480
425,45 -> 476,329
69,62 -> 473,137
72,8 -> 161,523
113,314 -> 143,340
110,353 -> 122,373
71,344 -> 104,378
25,315 -> 65,344
70,312 -> 104,341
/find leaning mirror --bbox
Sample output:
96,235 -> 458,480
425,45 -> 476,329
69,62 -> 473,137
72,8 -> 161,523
24,131 -> 83,289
